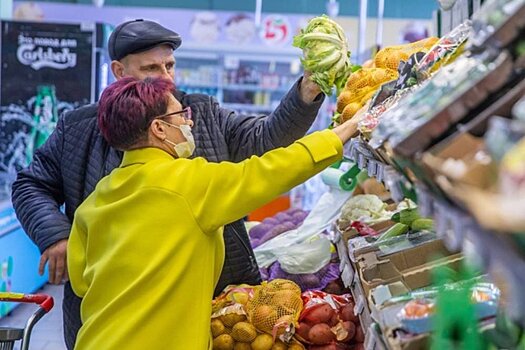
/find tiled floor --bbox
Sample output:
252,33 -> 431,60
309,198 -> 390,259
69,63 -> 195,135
0,284 -> 66,350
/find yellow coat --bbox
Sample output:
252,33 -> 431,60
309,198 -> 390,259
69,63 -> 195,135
67,130 -> 343,349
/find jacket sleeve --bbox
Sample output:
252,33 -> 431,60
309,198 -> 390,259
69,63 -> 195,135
217,77 -> 325,162
11,113 -> 72,253
177,130 -> 342,232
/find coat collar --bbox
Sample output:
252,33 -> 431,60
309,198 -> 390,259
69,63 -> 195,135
120,147 -> 175,167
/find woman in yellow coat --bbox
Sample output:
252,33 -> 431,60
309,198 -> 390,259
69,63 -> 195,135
67,77 -> 357,349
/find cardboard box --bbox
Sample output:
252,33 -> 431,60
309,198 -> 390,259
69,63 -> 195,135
367,254 -> 464,330
421,133 -> 496,189
357,239 -> 453,297
347,225 -> 437,263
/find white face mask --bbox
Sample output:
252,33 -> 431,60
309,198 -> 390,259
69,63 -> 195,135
160,123 -> 196,158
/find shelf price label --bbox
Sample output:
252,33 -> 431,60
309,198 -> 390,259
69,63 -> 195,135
260,15 -> 291,46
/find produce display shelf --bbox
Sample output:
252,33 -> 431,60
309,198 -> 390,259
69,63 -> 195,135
416,184 -> 525,328
469,1 -> 525,50
345,138 -> 407,203
392,50 -> 514,158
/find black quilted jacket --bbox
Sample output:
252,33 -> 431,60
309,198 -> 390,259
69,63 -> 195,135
12,79 -> 324,296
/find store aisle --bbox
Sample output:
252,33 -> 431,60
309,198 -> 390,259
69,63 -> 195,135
0,284 -> 66,350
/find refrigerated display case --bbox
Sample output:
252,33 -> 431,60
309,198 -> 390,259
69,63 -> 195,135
0,20 -> 114,311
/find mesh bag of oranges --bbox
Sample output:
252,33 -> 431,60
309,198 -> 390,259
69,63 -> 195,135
246,279 -> 304,339
374,36 -> 439,70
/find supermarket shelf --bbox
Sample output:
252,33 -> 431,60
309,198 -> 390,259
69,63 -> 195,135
223,84 -> 291,93
416,185 -> 525,327
178,83 -> 219,90
345,138 -> 408,202
222,103 -> 274,112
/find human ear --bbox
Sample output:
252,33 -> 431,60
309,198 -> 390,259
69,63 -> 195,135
149,119 -> 168,141
111,60 -> 125,80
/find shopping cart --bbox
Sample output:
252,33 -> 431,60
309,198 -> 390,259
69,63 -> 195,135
0,292 -> 54,350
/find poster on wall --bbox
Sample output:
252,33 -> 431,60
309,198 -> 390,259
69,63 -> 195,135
0,20 -> 94,198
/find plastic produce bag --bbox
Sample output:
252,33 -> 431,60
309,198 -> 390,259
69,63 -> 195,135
254,189 -> 352,268
279,237 -> 332,274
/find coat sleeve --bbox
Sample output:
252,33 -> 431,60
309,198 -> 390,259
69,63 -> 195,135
11,113 -> 72,252
175,130 -> 342,233
217,78 -> 325,162
67,214 -> 88,298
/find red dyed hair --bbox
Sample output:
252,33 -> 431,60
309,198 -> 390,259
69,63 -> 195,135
97,77 -> 174,150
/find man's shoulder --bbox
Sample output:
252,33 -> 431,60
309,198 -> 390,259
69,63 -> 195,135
63,103 -> 99,125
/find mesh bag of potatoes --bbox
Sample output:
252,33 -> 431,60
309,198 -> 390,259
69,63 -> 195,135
374,37 -> 439,71
294,291 -> 365,349
335,68 -> 398,123
247,279 -> 304,339
212,282 -> 307,350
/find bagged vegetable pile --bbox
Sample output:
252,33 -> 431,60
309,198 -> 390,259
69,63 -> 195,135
336,68 -> 399,123
246,279 -> 304,339
212,284 -> 307,350
266,236 -> 340,291
293,15 -> 353,96
250,208 -> 309,249
295,291 -> 364,349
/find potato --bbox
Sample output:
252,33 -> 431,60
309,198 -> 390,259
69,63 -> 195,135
295,322 -> 311,341
234,343 -> 252,350
288,343 -> 305,350
271,340 -> 288,350
251,333 -> 274,350
213,334 -> 235,350
327,312 -> 340,327
323,280 -> 345,295
340,304 -> 358,323
309,345 -> 338,350
304,304 -> 334,324
341,321 -> 356,342
354,324 -> 365,343
308,323 -> 336,345
221,313 -> 247,327
211,318 -> 226,337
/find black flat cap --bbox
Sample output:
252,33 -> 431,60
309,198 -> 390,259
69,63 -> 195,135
108,19 -> 182,61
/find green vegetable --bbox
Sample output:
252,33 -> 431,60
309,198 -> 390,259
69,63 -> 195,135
376,223 -> 409,242
293,15 -> 353,96
410,218 -> 434,231
391,208 -> 420,225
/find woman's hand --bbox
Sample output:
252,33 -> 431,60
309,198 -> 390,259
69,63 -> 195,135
332,117 -> 359,145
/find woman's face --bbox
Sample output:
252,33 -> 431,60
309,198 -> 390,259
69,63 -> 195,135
162,95 -> 193,141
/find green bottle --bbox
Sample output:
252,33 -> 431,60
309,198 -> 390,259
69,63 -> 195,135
26,85 -> 58,164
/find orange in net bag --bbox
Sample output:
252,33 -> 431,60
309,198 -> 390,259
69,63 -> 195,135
374,37 -> 439,70
246,279 -> 304,339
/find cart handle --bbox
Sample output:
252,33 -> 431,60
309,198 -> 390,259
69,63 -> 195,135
0,292 -> 54,313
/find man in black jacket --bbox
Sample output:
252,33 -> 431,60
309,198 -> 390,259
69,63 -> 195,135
11,19 -> 323,349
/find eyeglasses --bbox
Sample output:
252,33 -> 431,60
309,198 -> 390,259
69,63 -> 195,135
157,106 -> 192,122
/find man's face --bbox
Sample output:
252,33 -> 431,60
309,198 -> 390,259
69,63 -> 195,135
117,44 -> 175,81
